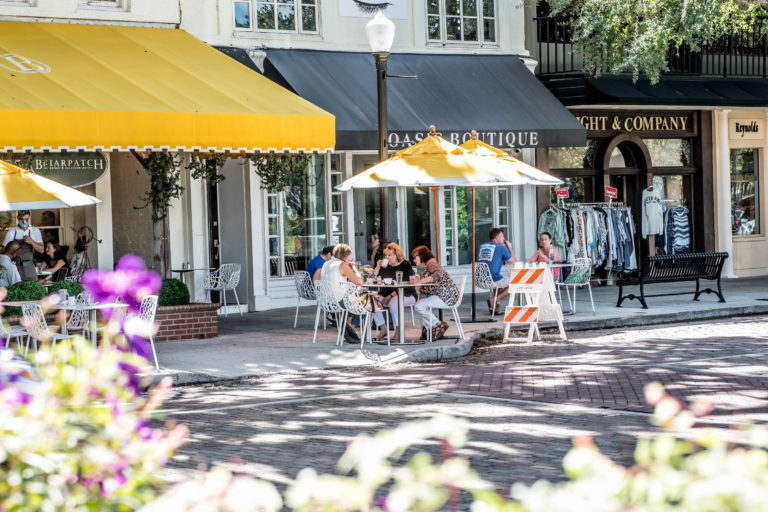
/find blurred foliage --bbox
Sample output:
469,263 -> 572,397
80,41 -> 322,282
0,341 -> 187,511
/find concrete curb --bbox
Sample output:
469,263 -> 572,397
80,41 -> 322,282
151,305 -> 768,387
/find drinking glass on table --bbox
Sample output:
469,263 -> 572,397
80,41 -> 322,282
395,271 -> 403,284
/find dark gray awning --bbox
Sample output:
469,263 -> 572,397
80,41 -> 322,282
580,76 -> 768,107
257,50 -> 585,150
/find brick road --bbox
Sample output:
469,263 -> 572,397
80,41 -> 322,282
156,315 -> 768,496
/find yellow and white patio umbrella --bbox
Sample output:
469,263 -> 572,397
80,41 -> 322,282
336,132 -> 556,189
336,129 -> 562,320
0,160 -> 101,211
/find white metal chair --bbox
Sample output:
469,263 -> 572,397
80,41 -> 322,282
1,321 -> 28,355
427,275 -> 468,342
312,282 -> 347,345
22,303 -> 75,363
340,284 -> 390,348
130,295 -> 160,370
293,271 -> 317,328
475,261 -> 507,316
556,257 -> 595,313
203,263 -> 242,317
64,293 -> 91,343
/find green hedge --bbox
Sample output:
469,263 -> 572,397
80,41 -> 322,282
48,280 -> 84,298
3,281 -> 47,317
158,278 -> 190,307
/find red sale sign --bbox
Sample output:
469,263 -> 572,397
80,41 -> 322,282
605,186 -> 618,199
555,187 -> 569,199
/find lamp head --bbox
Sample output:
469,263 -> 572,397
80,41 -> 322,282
366,11 -> 395,54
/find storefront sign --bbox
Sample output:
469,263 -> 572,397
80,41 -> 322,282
11,152 -> 108,188
338,0 -> 407,19
571,111 -> 697,137
605,186 -> 618,199
555,187 -> 569,199
388,130 -> 540,149
729,119 -> 763,140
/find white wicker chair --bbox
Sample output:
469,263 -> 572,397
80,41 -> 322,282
22,303 -> 75,363
132,295 -> 159,370
293,271 -> 317,328
312,282 -> 346,345
556,257 -> 594,313
1,321 -> 28,355
427,275 -> 468,342
340,283 -> 390,347
64,294 -> 91,344
474,261 -> 507,316
203,263 -> 242,317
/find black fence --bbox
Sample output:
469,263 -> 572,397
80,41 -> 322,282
536,15 -> 768,78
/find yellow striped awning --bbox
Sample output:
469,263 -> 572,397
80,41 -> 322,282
0,21 -> 335,153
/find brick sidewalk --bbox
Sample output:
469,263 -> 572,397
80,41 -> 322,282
157,316 -> 768,495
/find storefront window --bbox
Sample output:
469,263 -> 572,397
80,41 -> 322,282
644,139 -> 689,167
267,155 -> 339,277
427,0 -> 496,44
456,187 -> 492,265
406,187 -> 431,257
549,177 -> 586,204
548,145 -> 591,169
234,0 -> 318,33
730,148 -> 760,235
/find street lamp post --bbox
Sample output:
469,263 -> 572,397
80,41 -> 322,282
366,11 -> 395,243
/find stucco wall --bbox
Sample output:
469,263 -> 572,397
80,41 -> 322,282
110,152 -> 154,268
0,0 -> 179,25
182,0 -> 529,56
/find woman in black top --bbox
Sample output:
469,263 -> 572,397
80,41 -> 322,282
373,242 -> 415,332
39,241 -> 67,282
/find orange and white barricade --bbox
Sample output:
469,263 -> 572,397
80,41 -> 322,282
503,264 -> 567,343
502,305 -> 540,343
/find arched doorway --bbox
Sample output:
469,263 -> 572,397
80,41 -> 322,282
594,134 -> 652,260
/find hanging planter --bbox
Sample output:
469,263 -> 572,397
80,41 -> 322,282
187,153 -> 228,185
133,151 -> 183,223
249,152 -> 311,193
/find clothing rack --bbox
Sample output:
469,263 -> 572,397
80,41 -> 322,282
550,201 -> 625,208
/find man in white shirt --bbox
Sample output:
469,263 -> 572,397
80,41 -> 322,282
2,211 -> 44,254
0,241 -> 22,288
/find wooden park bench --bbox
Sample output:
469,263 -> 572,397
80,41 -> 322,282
616,252 -> 728,309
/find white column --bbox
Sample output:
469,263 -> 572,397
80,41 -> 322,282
716,109 -> 736,278
94,157 -> 114,270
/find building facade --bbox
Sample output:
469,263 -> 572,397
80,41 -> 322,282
179,0 -> 584,311
533,13 -> 768,279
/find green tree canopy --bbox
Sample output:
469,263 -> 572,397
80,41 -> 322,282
544,0 -> 768,82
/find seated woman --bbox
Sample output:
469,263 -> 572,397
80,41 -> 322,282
69,237 -> 88,280
321,243 -> 386,343
410,245 -> 459,341
525,232 -> 562,280
39,241 -> 67,282
373,243 -> 415,334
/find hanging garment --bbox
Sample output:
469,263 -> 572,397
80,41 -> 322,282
641,188 -> 664,238
538,208 -> 567,260
665,205 -> 690,254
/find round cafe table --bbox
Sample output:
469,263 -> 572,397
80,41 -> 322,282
360,281 -> 438,344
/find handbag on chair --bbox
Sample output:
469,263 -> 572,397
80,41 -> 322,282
359,292 -> 382,313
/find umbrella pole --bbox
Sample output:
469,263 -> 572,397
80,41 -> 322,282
431,187 -> 440,259
462,186 -> 494,323
471,186 -> 476,321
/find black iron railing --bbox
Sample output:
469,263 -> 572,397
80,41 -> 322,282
536,15 -> 768,78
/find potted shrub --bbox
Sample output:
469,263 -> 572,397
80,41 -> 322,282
2,281 -> 46,317
48,280 -> 84,298
158,278 -> 190,307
